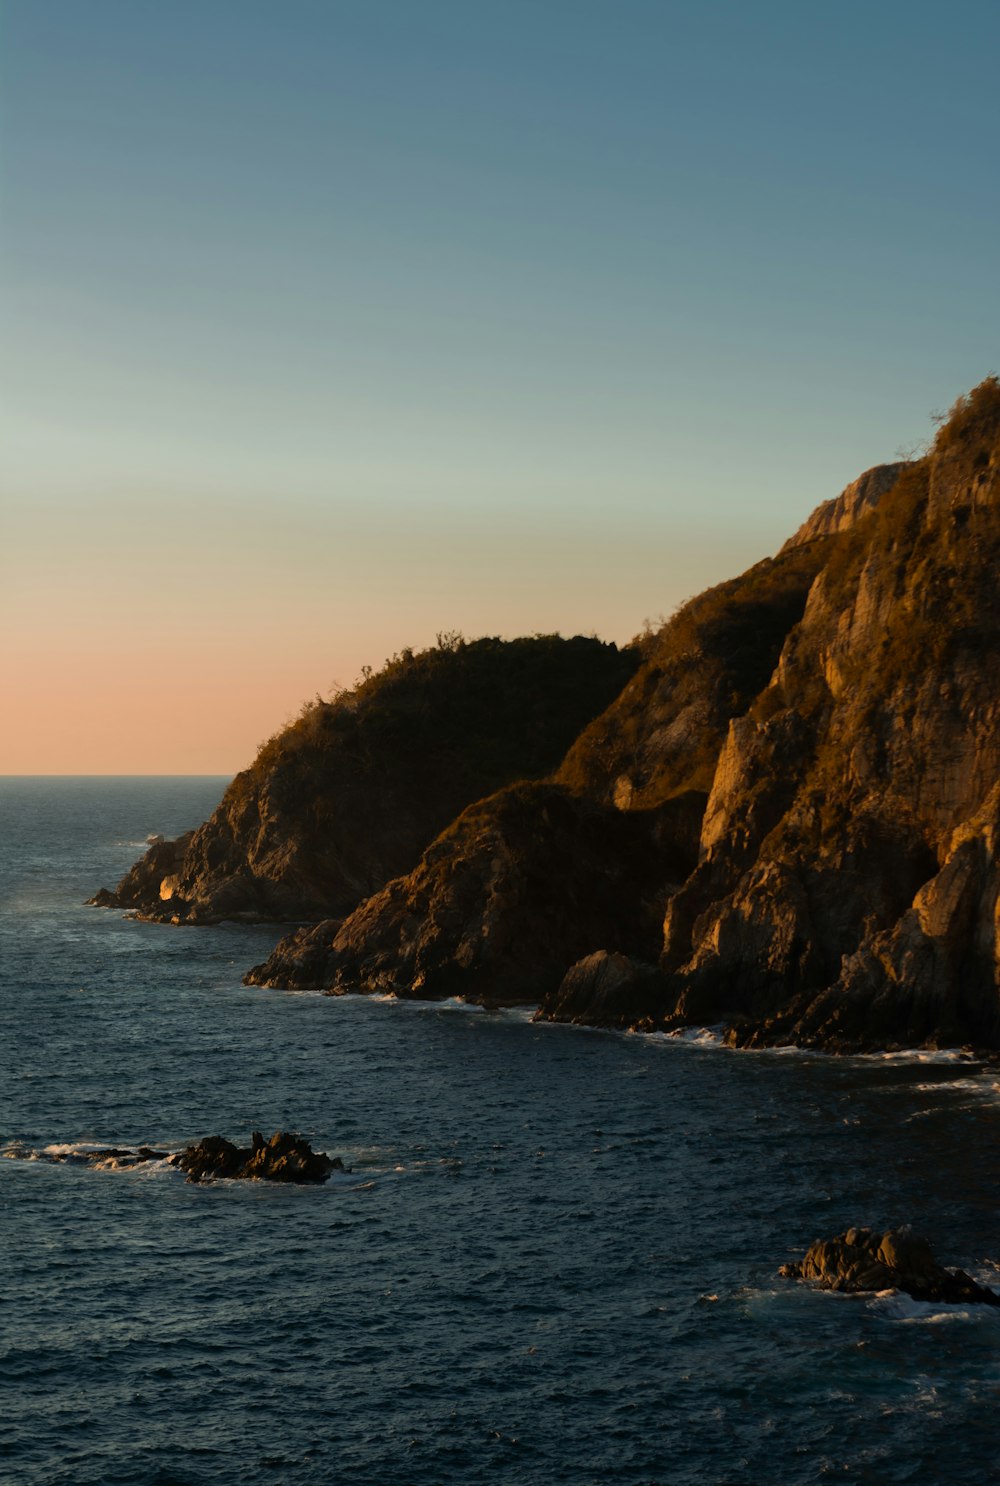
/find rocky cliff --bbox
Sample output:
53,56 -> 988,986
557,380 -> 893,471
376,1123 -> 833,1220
245,782 -> 703,1000
653,379 -> 1000,1051
89,635 -> 637,923
779,462 -> 909,551
252,377 -> 1000,1053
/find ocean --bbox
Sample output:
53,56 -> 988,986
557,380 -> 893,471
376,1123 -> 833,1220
3,777 -> 1000,1486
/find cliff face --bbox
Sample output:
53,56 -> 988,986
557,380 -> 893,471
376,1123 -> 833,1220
662,382 -> 1000,1050
554,540 -> 831,810
89,636 -> 637,923
253,377 -> 1000,1053
246,538 -> 829,996
779,462 -> 909,551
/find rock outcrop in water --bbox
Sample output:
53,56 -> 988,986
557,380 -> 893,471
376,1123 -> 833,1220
780,1227 -> 1000,1306
87,636 -> 636,924
2,1133 -> 342,1183
171,1130 -> 341,1184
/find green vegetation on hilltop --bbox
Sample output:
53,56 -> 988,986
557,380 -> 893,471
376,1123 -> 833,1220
102,633 -> 639,923
240,632 -> 638,818
931,373 -> 1000,452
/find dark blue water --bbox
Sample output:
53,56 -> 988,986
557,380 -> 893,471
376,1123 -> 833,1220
3,779 -> 1000,1486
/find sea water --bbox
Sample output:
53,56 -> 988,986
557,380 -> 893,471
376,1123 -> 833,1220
2,777 -> 1000,1486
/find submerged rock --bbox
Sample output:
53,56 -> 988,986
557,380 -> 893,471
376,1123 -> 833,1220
0,1144 -> 171,1170
68,1145 -> 168,1169
170,1130 -> 343,1184
780,1227 -> 1000,1306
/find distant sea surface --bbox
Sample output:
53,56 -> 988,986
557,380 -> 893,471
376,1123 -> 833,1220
3,778 -> 1000,1486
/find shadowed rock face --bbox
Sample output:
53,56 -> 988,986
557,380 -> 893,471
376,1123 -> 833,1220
86,636 -> 637,925
555,541 -> 832,812
171,1131 -> 342,1184
780,1227 -> 1000,1306
246,783 -> 700,1004
534,950 -> 666,1028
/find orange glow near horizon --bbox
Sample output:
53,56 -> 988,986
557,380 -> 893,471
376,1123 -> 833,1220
2,504 -> 773,774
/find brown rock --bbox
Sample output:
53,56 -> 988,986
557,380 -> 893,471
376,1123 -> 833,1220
535,951 -> 665,1028
170,1131 -> 342,1185
780,1227 -> 1000,1306
780,463 -> 909,550
246,783 -> 693,1004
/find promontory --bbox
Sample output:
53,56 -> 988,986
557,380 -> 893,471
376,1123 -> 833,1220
92,378 -> 1000,1055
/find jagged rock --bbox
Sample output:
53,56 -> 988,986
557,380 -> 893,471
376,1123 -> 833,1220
535,951 -> 665,1027
170,1131 -> 342,1184
246,783 -> 697,1003
780,1227 -> 1000,1306
87,833 -> 194,911
86,636 -> 636,924
780,463 -> 908,550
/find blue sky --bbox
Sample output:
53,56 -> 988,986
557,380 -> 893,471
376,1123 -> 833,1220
3,1 -> 998,770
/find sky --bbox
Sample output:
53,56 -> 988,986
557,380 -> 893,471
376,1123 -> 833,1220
3,0 -> 999,774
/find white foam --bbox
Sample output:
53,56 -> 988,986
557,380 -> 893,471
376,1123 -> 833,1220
323,987 -> 987,1064
853,1047 -> 970,1064
42,1141 -> 106,1155
911,1077 -> 994,1095
646,1028 -> 976,1065
650,1026 -> 821,1058
333,990 -> 537,1018
870,1291 -> 991,1325
664,1025 -> 727,1047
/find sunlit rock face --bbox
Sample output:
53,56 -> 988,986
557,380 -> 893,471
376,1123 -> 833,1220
780,1227 -> 1000,1306
779,462 -> 909,551
662,378 -> 1000,1051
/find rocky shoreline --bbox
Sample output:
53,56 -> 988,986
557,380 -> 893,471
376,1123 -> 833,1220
89,380 -> 1000,1056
